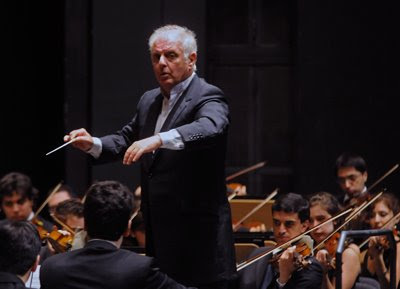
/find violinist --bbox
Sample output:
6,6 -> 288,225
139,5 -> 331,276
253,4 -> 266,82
53,198 -> 84,232
0,172 -> 53,231
239,193 -> 323,289
335,152 -> 368,208
47,184 -> 75,216
0,220 -> 41,289
309,192 -> 379,289
40,180 -> 193,289
361,192 -> 400,289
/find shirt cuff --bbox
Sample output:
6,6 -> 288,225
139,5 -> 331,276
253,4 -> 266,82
158,129 -> 184,150
87,137 -> 102,159
276,278 -> 287,288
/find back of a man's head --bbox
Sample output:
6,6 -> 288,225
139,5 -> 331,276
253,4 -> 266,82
0,220 -> 41,275
84,180 -> 133,241
272,192 -> 310,223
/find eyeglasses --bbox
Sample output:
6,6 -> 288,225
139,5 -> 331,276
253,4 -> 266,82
337,173 -> 362,184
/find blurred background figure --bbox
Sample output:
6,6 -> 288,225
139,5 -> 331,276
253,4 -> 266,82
47,184 -> 77,216
53,198 -> 84,232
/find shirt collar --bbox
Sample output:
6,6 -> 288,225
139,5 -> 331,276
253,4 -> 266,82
167,72 -> 195,102
87,238 -> 119,248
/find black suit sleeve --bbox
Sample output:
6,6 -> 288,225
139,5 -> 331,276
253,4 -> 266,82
143,258 -> 196,289
281,258 -> 323,289
176,85 -> 229,151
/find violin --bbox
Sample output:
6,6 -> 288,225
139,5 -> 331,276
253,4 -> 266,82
226,183 -> 246,199
47,229 -> 74,253
269,236 -> 314,270
31,217 -> 51,241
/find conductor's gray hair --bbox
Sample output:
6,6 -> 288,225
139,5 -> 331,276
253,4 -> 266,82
148,25 -> 197,60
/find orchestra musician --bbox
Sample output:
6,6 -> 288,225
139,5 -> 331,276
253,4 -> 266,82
0,220 -> 41,289
361,192 -> 400,289
239,193 -> 323,289
309,192 -> 379,289
40,180 -> 194,289
63,24 -> 236,289
334,152 -> 368,207
0,172 -> 53,231
47,184 -> 76,216
53,198 -> 84,232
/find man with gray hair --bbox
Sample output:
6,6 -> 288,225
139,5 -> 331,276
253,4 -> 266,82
64,25 -> 236,289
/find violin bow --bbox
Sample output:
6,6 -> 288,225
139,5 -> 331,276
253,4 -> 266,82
33,181 -> 63,220
313,191 -> 384,253
50,213 -> 76,235
232,189 -> 278,232
366,164 -> 399,193
237,207 -> 353,271
358,211 -> 400,250
226,161 -> 267,182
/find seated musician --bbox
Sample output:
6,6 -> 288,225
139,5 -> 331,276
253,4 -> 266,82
239,193 -> 323,289
53,198 -> 84,232
0,172 -> 53,231
0,220 -> 41,289
309,192 -> 379,289
40,180 -> 194,289
334,152 -> 368,207
361,192 -> 400,289
47,184 -> 76,216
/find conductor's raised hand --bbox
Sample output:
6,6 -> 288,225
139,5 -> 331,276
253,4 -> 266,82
123,135 -> 162,165
64,128 -> 94,152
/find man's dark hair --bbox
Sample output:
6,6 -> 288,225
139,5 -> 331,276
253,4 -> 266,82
84,180 -> 133,241
54,198 -> 84,223
0,172 -> 38,203
0,220 -> 41,275
334,152 -> 367,176
272,192 -> 310,223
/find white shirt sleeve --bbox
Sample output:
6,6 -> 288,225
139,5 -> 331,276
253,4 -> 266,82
158,129 -> 185,150
86,137 -> 103,159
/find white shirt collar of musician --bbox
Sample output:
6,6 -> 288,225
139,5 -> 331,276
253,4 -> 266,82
165,72 -> 195,102
343,186 -> 368,203
27,211 -> 34,221
87,238 -> 119,248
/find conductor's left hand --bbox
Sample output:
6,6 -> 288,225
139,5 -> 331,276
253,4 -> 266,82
123,135 -> 162,165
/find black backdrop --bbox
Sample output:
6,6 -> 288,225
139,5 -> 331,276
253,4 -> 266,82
2,1 -> 399,202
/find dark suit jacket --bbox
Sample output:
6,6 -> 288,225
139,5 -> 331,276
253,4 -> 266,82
40,240 -> 192,289
0,272 -> 26,289
96,75 -> 236,287
239,247 -> 323,289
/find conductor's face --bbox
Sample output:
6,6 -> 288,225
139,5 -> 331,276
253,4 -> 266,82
151,37 -> 196,95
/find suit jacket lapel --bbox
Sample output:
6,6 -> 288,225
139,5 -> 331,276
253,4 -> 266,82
142,92 -> 163,138
159,75 -> 197,133
150,76 -> 197,164
141,92 -> 163,170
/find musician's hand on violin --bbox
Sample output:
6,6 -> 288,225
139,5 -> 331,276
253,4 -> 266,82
368,236 -> 384,258
47,239 -> 57,255
64,128 -> 94,152
315,249 -> 333,272
278,246 -> 296,284
123,135 -> 162,165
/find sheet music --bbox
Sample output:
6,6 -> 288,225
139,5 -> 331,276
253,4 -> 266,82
25,265 -> 41,288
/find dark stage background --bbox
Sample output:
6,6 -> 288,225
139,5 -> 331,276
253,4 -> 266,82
2,1 -> 399,203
